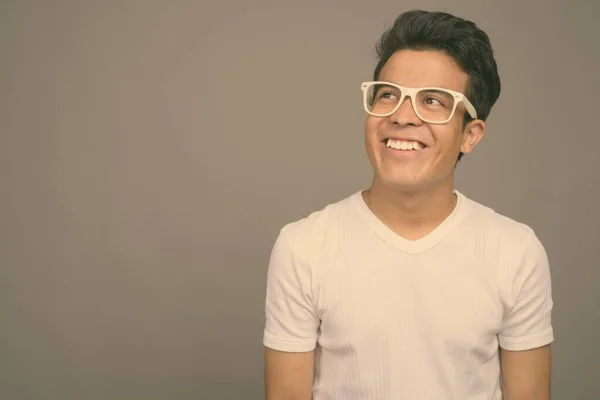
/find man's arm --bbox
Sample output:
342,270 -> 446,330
265,347 -> 314,400
263,230 -> 319,399
498,230 -> 554,399
500,345 -> 551,400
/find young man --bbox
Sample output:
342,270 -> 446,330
263,10 -> 553,400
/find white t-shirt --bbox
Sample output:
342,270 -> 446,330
263,190 -> 554,400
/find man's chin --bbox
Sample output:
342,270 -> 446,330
374,173 -> 429,192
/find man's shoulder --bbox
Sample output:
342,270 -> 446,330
280,191 -> 359,241
464,194 -> 540,248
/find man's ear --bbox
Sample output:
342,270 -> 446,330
460,119 -> 486,154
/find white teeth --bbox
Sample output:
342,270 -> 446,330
386,138 -> 424,151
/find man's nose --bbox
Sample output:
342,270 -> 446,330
389,96 -> 422,126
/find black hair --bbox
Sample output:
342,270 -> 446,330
373,10 -> 501,162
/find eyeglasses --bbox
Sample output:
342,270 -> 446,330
361,81 -> 478,124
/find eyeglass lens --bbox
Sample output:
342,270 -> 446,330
366,83 -> 455,122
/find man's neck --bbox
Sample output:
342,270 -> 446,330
362,178 -> 458,241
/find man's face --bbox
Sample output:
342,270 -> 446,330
364,49 -> 484,192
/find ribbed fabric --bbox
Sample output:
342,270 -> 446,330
263,190 -> 554,399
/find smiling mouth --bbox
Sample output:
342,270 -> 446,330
383,138 -> 426,151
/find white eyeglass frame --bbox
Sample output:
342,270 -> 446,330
361,81 -> 478,124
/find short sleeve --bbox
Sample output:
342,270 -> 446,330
263,229 -> 319,352
499,230 -> 554,351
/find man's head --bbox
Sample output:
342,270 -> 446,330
363,10 -> 501,192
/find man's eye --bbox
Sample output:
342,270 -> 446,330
425,97 -> 443,106
378,91 -> 396,100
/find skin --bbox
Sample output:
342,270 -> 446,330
264,49 -> 550,400
501,345 -> 552,400
264,348 -> 313,400
362,49 -> 485,240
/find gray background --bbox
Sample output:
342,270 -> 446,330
1,0 -> 598,399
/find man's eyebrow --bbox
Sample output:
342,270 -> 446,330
379,79 -> 455,90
